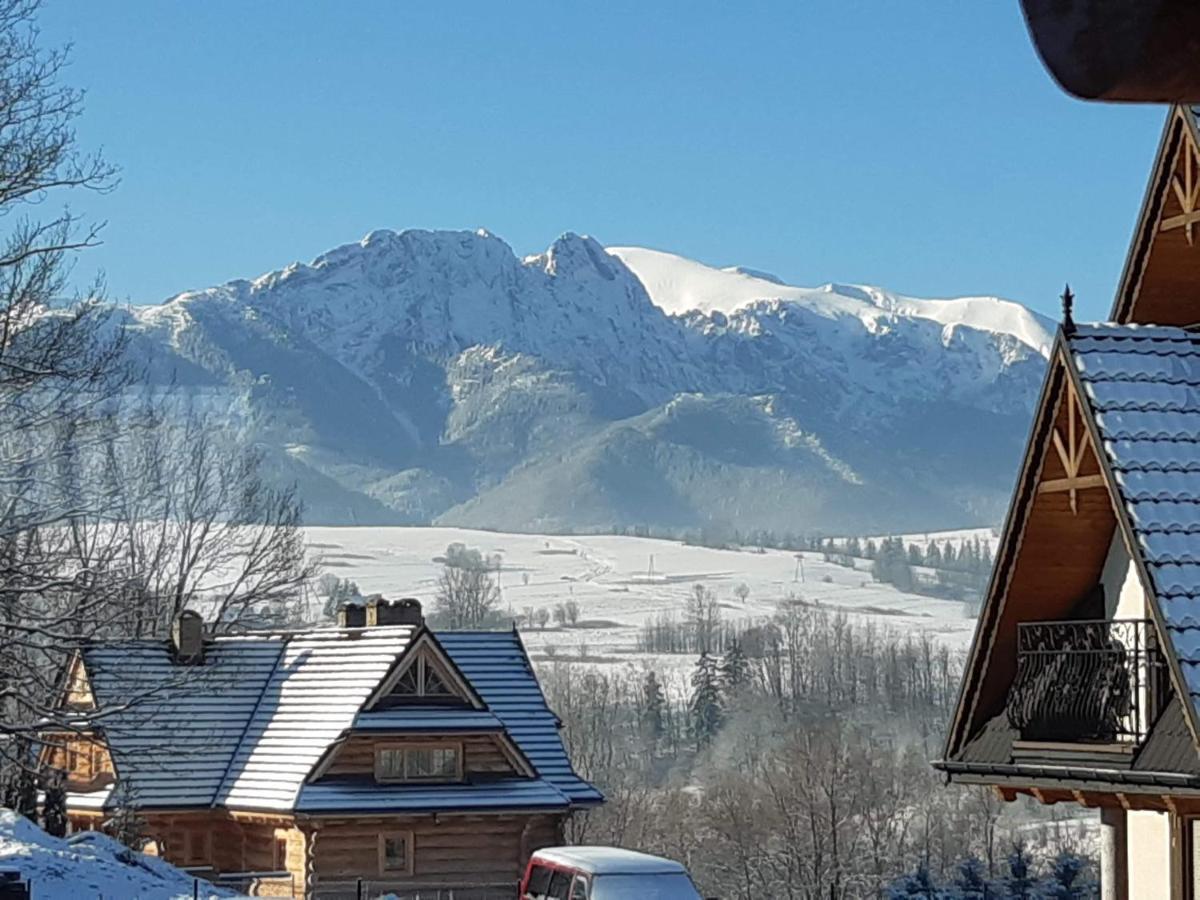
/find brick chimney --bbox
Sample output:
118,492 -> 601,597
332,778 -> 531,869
337,601 -> 366,628
170,610 -> 205,664
366,596 -> 423,627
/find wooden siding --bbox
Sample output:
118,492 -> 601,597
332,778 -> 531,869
133,812 -> 307,894
957,356 -> 1119,744
42,732 -> 115,790
1115,108 -> 1200,326
323,734 -> 518,779
305,812 -> 560,888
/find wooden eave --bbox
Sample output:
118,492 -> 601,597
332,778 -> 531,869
1112,105 -> 1200,325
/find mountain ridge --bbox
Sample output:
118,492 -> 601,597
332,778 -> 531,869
119,228 -> 1050,534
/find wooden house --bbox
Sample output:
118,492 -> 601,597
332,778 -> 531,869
937,105 -> 1200,897
42,599 -> 601,898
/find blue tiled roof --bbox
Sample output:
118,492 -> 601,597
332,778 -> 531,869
296,776 -> 571,814
1071,324 -> 1200,708
436,631 -> 604,807
353,707 -> 504,733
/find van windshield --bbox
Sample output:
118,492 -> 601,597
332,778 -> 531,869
590,873 -> 701,900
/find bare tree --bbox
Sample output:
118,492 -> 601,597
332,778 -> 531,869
0,2 -> 313,785
432,542 -> 501,628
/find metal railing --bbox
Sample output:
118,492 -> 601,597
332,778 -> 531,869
1007,618 -> 1169,744
211,870 -> 296,897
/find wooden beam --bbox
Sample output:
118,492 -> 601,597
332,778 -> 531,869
1038,474 -> 1107,494
993,785 -> 1018,803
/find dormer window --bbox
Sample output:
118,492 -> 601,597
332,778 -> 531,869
375,742 -> 463,783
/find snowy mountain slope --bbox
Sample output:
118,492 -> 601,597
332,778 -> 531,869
118,228 -> 1051,534
609,245 -> 1054,357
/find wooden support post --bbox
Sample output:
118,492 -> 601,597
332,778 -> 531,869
1100,806 -> 1128,900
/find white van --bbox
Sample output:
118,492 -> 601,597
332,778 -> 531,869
520,846 -> 703,900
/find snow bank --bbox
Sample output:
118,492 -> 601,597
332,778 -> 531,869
0,810 -> 241,899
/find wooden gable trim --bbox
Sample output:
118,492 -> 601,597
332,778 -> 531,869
1112,105 -> 1192,323
949,334 -> 1200,767
364,629 -> 485,711
945,341 -> 1070,758
1060,352 -> 1200,758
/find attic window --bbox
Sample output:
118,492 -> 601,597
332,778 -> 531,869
384,652 -> 458,703
376,742 -> 462,783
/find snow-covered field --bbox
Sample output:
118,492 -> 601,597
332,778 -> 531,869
307,526 -> 984,673
0,811 -> 239,899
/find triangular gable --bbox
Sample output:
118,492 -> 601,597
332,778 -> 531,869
364,629 -> 485,711
947,328 -> 1200,764
1112,105 -> 1200,326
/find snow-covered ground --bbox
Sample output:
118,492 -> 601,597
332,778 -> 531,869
307,526 -> 983,673
0,811 -> 240,899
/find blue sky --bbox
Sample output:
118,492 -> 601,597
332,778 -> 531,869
43,1 -> 1164,320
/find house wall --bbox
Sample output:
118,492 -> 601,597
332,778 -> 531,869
323,733 -> 520,778
1127,810 -> 1172,898
1100,529 -> 1148,621
305,812 -> 560,889
42,732 -> 115,791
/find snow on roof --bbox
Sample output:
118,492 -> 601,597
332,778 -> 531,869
438,631 -> 604,806
0,810 -> 240,899
1070,324 -> 1200,718
530,845 -> 689,875
77,625 -> 601,814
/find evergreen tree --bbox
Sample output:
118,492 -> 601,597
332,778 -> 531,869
908,543 -> 924,566
720,641 -> 750,694
103,778 -> 146,850
640,669 -> 666,743
948,856 -> 989,899
41,769 -> 68,838
1001,843 -> 1038,900
1039,850 -> 1095,899
886,862 -> 942,898
689,652 -> 723,748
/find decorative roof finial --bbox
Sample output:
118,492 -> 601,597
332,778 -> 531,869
1061,283 -> 1075,336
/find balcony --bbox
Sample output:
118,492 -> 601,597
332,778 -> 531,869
1006,619 -> 1169,745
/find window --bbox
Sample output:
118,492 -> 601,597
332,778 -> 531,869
569,875 -> 590,900
375,743 -> 462,783
547,871 -> 574,899
272,831 -> 288,870
378,831 -> 413,875
524,864 -> 554,898
184,829 -> 211,866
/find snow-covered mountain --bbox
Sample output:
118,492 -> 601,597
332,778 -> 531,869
117,229 -> 1054,534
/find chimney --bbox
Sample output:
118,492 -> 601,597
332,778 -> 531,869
170,610 -> 205,664
337,601 -> 366,628
366,596 -> 423,627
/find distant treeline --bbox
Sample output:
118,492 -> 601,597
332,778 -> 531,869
542,600 -> 1092,898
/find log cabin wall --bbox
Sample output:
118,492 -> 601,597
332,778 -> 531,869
321,734 -> 519,778
42,733 -> 115,790
304,812 -> 560,888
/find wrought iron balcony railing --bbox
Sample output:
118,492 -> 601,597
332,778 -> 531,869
1007,619 -> 1169,745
